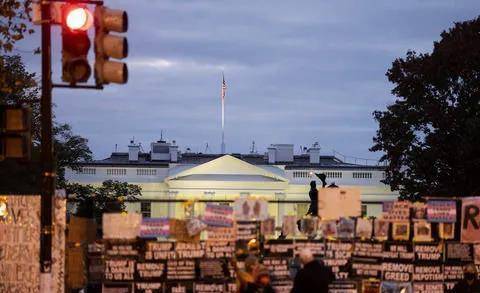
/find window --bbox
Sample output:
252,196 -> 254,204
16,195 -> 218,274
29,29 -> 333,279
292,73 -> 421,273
325,171 -> 342,178
352,172 -> 372,179
137,168 -> 156,176
106,168 -> 126,176
293,171 -> 311,178
361,204 -> 367,217
76,167 -> 96,175
141,202 -> 151,218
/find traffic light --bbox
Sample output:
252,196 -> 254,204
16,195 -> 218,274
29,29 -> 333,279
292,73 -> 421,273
94,6 -> 128,85
0,106 -> 32,161
62,5 -> 93,84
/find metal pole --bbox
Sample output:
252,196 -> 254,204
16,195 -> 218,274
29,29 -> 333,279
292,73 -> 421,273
40,0 -> 54,275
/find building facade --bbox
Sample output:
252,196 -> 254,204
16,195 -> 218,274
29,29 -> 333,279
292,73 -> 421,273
66,140 -> 398,224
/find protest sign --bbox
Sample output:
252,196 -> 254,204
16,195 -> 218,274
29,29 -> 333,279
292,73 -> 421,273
362,279 -> 381,293
337,217 -> 355,239
381,201 -> 411,222
413,221 -> 432,242
446,242 -> 473,262
295,240 -> 326,257
374,219 -> 389,241
320,219 -> 338,238
412,202 -> 427,221
318,188 -> 361,219
0,195 -> 40,293
299,216 -> 317,237
427,200 -> 457,223
263,257 -> 293,292
140,218 -> 170,238
355,218 -> 373,239
260,218 -> 276,236
264,240 -> 294,257
414,243 -> 443,262
236,221 -> 259,241
392,222 -> 410,241
383,242 -> 414,260
324,241 -> 353,279
461,197 -> 480,243
206,226 -> 236,242
166,259 -> 196,280
412,282 -> 443,293
170,219 -> 200,243
103,213 -> 141,239
194,283 -> 224,293
439,222 -> 455,240
282,215 -> 297,236
135,282 -> 162,293
234,198 -> 268,221
203,203 -> 234,227
145,241 -> 175,261
382,262 -> 414,282
104,259 -> 136,281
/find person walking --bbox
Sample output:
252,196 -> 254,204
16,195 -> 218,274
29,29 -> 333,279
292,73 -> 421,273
452,263 -> 480,293
291,248 -> 334,293
245,264 -> 276,293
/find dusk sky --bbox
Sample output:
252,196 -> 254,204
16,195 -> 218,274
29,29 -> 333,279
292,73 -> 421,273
19,0 -> 480,161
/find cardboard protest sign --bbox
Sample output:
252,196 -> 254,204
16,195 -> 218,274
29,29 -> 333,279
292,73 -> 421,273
374,219 -> 389,241
446,242 -> 473,262
412,202 -> 427,221
381,201 -> 411,222
234,198 -> 268,221
299,216 -> 317,237
427,200 -> 457,223
320,220 -> 338,239
318,188 -> 361,220
392,222 -> 410,241
355,218 -> 373,239
203,203 -> 234,227
282,215 -> 297,236
413,221 -> 432,242
103,213 -> 141,239
439,222 -> 455,240
337,217 -> 355,239
170,219 -> 200,243
461,197 -> 480,243
260,218 -> 276,236
140,218 -> 170,238
0,195 -> 41,293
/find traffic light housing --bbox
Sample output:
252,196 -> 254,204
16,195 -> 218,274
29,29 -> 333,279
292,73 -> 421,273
94,6 -> 129,85
61,5 -> 93,84
0,106 -> 32,161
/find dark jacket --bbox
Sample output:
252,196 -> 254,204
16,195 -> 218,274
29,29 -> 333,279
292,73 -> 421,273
307,188 -> 318,215
244,283 -> 275,293
452,280 -> 480,293
291,260 -> 334,293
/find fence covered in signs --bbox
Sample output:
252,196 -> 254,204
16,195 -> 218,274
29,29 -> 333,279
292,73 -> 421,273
88,197 -> 480,293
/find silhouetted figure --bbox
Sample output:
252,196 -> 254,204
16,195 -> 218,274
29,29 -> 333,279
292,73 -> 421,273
307,181 -> 318,216
291,248 -> 334,293
315,173 -> 327,188
452,263 -> 480,293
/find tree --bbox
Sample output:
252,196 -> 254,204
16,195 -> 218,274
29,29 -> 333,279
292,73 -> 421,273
0,54 -> 92,188
371,17 -> 480,200
67,180 -> 141,219
0,0 -> 34,53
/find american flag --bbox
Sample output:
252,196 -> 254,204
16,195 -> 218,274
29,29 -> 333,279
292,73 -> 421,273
221,73 -> 227,100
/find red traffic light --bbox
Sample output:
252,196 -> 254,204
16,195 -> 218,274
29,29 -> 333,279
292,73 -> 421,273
64,6 -> 93,31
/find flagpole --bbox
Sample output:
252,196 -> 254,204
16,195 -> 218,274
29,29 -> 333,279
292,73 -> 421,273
221,73 -> 226,154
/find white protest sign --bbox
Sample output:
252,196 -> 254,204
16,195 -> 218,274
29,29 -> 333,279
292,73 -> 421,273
318,188 -> 361,220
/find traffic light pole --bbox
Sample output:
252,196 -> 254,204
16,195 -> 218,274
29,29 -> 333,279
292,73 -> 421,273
40,0 -> 54,276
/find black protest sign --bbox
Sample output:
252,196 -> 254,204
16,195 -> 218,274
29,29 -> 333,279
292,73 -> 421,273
135,282 -> 162,293
166,259 -> 196,281
144,241 -> 175,261
383,242 -> 414,261
263,239 -> 294,257
382,262 -> 413,282
414,243 -> 443,263
412,282 -> 444,293
324,241 -> 353,280
175,242 -> 205,259
102,283 -> 133,293
104,259 -> 135,282
351,241 -> 383,279
135,261 -> 166,281
204,241 -> 235,258
105,241 -> 140,258
295,240 -> 326,257
236,221 -> 259,241
445,242 -> 473,262
263,257 -> 292,286
164,282 -> 193,293
353,241 -> 383,258
412,264 -> 443,282
198,259 -> 226,279
328,281 -> 358,293
194,282 -> 225,292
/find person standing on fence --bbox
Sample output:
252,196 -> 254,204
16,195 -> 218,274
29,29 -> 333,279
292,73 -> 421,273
306,181 -> 318,216
452,263 -> 480,293
291,248 -> 334,293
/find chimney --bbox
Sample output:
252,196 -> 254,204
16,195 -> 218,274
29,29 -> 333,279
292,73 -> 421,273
128,140 -> 140,161
308,142 -> 320,164
267,146 -> 276,164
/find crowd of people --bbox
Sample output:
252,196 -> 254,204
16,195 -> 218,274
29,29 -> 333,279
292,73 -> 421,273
233,248 -> 335,293
232,247 -> 480,293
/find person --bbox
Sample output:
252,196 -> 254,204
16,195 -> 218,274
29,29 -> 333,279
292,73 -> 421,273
291,248 -> 334,293
245,264 -> 276,293
452,263 -> 480,293
306,181 -> 318,216
234,254 -> 259,293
